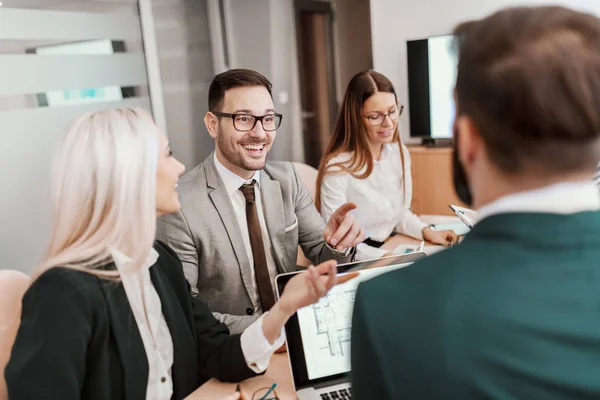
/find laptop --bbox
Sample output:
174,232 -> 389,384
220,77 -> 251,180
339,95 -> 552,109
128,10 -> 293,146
275,253 -> 426,400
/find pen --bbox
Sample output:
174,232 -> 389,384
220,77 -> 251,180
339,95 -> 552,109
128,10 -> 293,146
261,383 -> 277,399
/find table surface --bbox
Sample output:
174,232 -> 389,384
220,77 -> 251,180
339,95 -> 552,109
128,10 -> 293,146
186,215 -> 460,400
187,353 -> 295,399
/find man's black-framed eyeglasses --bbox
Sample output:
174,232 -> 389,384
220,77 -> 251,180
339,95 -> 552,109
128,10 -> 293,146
212,112 -> 283,132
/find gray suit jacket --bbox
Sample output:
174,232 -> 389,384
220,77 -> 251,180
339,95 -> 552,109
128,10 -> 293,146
157,153 -> 353,334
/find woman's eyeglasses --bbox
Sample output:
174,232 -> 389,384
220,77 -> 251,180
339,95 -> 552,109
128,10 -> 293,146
363,105 -> 404,126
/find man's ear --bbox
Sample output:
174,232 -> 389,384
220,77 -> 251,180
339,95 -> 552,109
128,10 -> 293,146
204,112 -> 218,139
455,115 -> 481,167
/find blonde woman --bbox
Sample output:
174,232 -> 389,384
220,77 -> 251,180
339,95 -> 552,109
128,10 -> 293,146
6,108 -> 351,400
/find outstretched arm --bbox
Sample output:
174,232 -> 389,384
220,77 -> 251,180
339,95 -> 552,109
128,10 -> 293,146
195,260 -> 357,381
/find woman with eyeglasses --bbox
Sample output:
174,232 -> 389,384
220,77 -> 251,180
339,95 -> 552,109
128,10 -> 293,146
5,107 -> 354,400
316,71 -> 458,260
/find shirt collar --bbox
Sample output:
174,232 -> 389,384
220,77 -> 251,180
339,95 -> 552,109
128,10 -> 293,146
110,247 -> 159,275
213,152 -> 261,197
476,180 -> 600,222
374,143 -> 395,163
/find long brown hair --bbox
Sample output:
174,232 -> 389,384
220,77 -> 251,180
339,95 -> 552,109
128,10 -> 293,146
315,70 -> 406,211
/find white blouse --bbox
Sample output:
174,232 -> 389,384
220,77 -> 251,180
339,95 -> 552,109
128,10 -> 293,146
110,248 -> 286,400
111,248 -> 174,400
319,142 -> 428,260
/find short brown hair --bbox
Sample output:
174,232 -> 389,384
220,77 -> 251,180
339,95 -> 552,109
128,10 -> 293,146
208,69 -> 273,112
454,6 -> 600,174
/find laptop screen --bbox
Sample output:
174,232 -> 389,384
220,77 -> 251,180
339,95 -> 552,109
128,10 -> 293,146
276,253 -> 426,388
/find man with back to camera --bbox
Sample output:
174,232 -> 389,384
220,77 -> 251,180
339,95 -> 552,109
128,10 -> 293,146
351,5 -> 600,399
157,69 -> 365,334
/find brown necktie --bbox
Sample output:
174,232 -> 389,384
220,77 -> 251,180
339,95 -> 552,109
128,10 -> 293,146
239,181 -> 276,311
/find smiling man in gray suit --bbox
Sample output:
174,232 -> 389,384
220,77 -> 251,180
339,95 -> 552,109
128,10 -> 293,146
157,69 -> 365,334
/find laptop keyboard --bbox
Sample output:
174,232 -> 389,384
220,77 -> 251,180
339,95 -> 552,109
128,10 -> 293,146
320,388 -> 352,400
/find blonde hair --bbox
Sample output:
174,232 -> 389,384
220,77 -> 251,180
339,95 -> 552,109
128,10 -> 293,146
37,107 -> 159,278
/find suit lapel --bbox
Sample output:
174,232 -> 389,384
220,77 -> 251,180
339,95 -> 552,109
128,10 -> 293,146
99,277 -> 148,400
149,265 -> 197,399
260,170 -> 286,273
205,155 -> 256,305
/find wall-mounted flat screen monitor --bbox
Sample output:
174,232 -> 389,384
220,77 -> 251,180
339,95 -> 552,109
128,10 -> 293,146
407,34 -> 457,139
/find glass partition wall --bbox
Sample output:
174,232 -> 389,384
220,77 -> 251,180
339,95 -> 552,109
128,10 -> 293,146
0,0 -> 163,273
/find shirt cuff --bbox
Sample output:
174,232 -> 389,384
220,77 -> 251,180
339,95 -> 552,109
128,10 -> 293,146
240,312 -> 286,373
325,242 -> 354,257
355,243 -> 388,261
397,216 -> 429,240
413,221 -> 429,240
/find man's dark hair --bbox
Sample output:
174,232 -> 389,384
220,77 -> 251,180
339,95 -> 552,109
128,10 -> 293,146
208,68 -> 273,112
454,6 -> 600,174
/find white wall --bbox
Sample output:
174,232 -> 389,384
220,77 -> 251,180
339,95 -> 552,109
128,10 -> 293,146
332,0 -> 373,104
269,0 -> 305,163
152,0 -> 215,169
224,0 -> 304,163
369,0 -> 600,142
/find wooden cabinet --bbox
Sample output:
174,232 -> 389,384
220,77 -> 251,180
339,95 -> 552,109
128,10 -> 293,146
408,146 -> 466,216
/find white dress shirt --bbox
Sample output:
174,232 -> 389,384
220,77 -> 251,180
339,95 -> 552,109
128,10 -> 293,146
111,247 -> 285,400
213,153 -> 280,313
111,248 -> 174,400
320,143 -> 428,260
476,180 -> 600,221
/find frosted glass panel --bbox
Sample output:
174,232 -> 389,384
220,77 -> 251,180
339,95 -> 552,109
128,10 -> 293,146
0,8 -> 141,40
0,1 -> 153,274
0,97 -> 152,137
34,39 -> 126,106
0,54 -> 148,96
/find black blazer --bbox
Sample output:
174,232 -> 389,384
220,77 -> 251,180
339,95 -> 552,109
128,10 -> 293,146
5,241 -> 257,400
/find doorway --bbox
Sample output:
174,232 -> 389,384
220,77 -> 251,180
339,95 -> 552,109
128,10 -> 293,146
294,0 -> 338,168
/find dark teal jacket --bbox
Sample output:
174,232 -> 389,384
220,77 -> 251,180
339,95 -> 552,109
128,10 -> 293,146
352,212 -> 600,399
